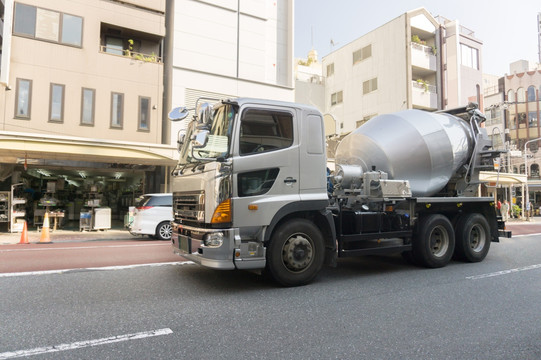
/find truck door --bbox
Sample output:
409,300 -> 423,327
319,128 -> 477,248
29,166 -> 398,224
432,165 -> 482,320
231,106 -> 300,229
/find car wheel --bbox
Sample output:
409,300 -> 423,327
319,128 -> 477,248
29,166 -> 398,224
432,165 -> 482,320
155,221 -> 172,240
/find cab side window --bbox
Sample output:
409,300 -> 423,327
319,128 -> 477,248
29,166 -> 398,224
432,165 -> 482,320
239,109 -> 293,155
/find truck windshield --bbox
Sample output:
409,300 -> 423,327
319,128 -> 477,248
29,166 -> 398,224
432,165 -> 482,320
178,104 -> 236,165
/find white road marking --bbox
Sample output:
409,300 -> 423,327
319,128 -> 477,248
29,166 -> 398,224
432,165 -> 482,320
0,261 -> 195,278
510,233 -> 541,238
467,263 -> 541,280
0,328 -> 173,359
0,243 -> 171,252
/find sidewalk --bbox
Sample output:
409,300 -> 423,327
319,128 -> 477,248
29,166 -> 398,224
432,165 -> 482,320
505,215 -> 541,225
0,222 -> 138,245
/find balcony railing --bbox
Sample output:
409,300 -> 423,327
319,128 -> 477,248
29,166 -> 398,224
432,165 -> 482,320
99,45 -> 162,64
412,80 -> 438,109
410,43 -> 436,71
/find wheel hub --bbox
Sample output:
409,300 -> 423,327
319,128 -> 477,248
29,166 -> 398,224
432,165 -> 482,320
430,225 -> 449,257
282,234 -> 313,272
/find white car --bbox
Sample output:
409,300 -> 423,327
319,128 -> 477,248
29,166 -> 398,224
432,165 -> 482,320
129,193 -> 173,240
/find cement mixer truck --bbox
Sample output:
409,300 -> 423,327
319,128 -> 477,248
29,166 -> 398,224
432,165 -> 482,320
169,98 -> 509,286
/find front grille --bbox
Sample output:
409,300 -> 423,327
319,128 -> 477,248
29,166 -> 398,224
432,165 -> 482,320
174,190 -> 205,224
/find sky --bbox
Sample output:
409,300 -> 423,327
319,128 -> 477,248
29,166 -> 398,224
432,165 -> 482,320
294,0 -> 540,76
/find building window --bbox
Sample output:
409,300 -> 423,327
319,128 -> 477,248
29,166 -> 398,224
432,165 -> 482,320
81,88 -> 95,125
49,83 -> 65,122
460,43 -> 479,70
15,78 -> 32,119
105,37 -> 124,55
353,44 -> 372,65
36,8 -> 60,41
138,96 -> 151,131
13,3 -> 36,37
516,87 -> 525,103
61,14 -> 83,46
363,78 -> 378,94
356,114 -> 376,128
529,111 -> 538,128
111,92 -> 124,128
527,86 -> 536,102
331,91 -> 343,106
326,63 -> 334,76
13,3 -> 83,47
507,89 -> 515,102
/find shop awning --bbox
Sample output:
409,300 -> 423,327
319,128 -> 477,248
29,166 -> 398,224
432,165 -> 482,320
479,171 -> 527,185
0,131 -> 178,167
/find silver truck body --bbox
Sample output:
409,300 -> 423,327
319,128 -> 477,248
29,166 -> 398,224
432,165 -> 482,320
171,99 -> 328,271
170,98 -> 507,286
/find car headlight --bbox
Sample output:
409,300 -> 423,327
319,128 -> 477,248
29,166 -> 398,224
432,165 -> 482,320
204,232 -> 224,248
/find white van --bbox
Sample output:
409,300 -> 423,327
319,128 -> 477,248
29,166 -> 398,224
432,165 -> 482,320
129,193 -> 173,240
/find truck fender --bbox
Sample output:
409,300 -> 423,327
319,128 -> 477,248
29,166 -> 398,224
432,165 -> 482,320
263,200 -> 335,244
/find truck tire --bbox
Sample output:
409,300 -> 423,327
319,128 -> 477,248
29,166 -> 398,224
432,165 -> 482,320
413,214 -> 455,268
454,213 -> 490,262
155,221 -> 172,240
266,218 -> 325,287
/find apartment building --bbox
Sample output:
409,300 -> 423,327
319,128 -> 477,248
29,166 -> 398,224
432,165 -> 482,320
0,0 -> 173,227
169,0 -> 294,143
321,8 -> 483,135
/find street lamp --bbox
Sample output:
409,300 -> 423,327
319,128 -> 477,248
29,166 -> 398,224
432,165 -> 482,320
523,137 -> 541,220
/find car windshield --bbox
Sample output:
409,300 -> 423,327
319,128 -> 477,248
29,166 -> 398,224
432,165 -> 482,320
178,104 -> 236,165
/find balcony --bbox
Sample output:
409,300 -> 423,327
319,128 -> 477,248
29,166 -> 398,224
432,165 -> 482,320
99,45 -> 162,64
412,80 -> 437,110
411,42 -> 437,71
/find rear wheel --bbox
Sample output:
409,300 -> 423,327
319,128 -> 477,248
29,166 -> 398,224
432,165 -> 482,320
155,221 -> 172,240
266,219 -> 325,287
454,213 -> 490,262
413,214 -> 455,268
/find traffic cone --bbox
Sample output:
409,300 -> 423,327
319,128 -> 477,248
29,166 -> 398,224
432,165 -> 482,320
39,212 -> 52,244
19,221 -> 29,244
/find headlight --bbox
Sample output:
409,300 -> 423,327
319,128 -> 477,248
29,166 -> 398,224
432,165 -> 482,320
204,232 -> 224,247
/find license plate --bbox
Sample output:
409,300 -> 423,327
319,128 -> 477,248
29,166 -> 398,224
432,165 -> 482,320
179,234 -> 191,253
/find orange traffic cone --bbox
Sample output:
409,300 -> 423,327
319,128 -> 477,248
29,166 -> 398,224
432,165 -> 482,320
19,221 -> 29,244
39,212 -> 52,243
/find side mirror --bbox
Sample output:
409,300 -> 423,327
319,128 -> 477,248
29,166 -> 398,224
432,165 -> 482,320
192,130 -> 209,148
169,107 -> 190,121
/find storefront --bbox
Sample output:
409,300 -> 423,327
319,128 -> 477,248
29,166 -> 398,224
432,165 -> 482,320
480,171 -> 527,218
0,132 -> 177,232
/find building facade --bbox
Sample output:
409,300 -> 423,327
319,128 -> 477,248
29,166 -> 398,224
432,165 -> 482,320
0,0 -> 173,229
321,8 -> 483,136
169,0 -> 294,144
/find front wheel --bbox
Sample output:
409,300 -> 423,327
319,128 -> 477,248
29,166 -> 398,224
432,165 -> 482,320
413,214 -> 455,268
155,221 -> 172,240
266,219 -> 325,287
454,213 -> 490,262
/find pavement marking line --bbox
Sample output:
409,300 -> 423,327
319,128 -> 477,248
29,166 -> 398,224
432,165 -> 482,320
510,232 -> 541,238
466,263 -> 541,280
0,328 -> 173,359
0,261 -> 195,278
0,243 -> 171,253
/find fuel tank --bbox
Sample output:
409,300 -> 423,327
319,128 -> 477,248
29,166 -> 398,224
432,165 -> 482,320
334,109 -> 474,197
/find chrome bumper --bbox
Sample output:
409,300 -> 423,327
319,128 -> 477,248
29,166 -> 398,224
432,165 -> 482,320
171,223 -> 266,271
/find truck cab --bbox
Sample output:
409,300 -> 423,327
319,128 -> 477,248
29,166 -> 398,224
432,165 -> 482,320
170,98 -> 330,280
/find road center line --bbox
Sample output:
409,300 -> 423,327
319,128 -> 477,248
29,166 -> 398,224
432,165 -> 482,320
0,243 -> 171,253
466,263 -> 541,280
0,261 -> 195,278
0,328 -> 173,359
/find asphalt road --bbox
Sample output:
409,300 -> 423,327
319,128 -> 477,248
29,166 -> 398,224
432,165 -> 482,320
1,234 -> 540,359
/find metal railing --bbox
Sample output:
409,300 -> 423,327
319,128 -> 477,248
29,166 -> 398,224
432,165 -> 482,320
99,45 -> 162,63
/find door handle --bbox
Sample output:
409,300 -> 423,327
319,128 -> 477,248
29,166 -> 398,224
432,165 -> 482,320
284,177 -> 297,184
